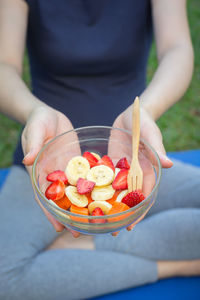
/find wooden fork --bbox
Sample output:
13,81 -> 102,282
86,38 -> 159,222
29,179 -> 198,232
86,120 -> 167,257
127,96 -> 143,192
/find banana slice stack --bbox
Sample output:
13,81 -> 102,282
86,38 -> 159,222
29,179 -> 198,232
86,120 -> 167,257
64,154 -> 116,212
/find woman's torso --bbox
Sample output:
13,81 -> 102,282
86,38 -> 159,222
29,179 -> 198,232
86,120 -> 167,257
14,0 -> 152,165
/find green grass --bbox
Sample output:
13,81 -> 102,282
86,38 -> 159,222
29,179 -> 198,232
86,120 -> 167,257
147,0 -> 200,151
0,1 -> 200,167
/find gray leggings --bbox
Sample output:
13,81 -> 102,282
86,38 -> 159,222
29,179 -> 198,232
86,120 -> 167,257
0,160 -> 200,300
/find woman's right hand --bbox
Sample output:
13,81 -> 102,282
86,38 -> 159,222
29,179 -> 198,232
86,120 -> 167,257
22,105 -> 80,237
22,105 -> 74,166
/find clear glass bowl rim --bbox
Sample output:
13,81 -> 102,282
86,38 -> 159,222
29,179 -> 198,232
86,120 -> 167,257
32,126 -> 162,220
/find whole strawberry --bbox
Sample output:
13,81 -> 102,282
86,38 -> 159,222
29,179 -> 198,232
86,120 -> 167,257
122,190 -> 145,207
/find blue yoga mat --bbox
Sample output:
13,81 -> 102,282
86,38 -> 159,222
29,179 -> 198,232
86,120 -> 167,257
0,150 -> 200,300
0,168 -> 9,190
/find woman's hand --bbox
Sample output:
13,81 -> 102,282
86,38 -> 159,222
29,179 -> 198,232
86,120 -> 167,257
22,105 -> 73,165
111,104 -> 173,235
22,105 -> 80,237
113,105 -> 173,169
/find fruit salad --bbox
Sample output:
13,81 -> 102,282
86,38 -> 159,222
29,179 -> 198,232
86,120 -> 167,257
45,152 -> 145,223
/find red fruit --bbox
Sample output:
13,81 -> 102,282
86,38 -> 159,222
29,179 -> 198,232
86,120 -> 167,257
83,151 -> 98,167
46,170 -> 68,184
122,190 -> 145,207
45,180 -> 65,201
112,169 -> 128,190
116,157 -> 130,170
90,207 -> 106,224
77,178 -> 95,194
95,155 -> 115,172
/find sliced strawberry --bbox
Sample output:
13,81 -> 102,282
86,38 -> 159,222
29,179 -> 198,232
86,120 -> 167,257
122,190 -> 145,207
112,169 -> 128,190
83,151 -> 98,167
46,170 -> 68,184
116,157 -> 130,170
95,155 -> 115,172
90,207 -> 106,224
45,180 -> 65,200
77,178 -> 95,194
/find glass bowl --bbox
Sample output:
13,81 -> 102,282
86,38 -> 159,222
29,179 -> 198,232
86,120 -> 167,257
32,126 -> 161,234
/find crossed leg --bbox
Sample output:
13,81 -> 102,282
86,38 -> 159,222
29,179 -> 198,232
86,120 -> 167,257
0,160 -> 200,300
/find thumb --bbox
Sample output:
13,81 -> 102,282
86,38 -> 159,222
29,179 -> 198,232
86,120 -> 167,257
140,107 -> 173,169
157,151 -> 173,169
142,125 -> 173,168
146,133 -> 173,168
22,122 -> 47,166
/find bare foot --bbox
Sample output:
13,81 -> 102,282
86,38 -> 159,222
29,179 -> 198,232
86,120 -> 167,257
46,230 -> 95,251
158,259 -> 200,279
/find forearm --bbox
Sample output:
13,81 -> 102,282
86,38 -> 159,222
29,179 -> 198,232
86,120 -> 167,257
140,43 -> 194,120
0,62 -> 46,124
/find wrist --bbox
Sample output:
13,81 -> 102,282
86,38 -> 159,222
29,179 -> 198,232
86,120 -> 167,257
22,96 -> 48,124
140,98 -> 157,121
122,102 -> 155,122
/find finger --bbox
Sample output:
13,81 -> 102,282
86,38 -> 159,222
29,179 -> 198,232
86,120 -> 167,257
127,202 -> 154,231
139,150 -> 156,197
126,211 -> 146,230
143,130 -> 173,169
68,229 -> 80,238
27,165 -> 65,232
127,224 -> 135,231
44,209 -> 65,232
157,151 -> 173,169
22,123 -> 47,166
35,194 -> 65,232
111,231 -> 120,236
29,165 -> 79,235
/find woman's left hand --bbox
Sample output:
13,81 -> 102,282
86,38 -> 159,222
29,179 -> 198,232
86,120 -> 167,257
113,105 -> 173,169
110,105 -> 173,235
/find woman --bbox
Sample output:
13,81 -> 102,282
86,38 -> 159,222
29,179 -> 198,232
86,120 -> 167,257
0,0 -> 200,299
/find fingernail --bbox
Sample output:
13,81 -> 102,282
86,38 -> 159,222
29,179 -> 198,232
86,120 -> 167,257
157,153 -> 173,163
22,149 -> 34,163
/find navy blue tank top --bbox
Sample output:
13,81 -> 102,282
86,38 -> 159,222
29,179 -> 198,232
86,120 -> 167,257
14,0 -> 152,165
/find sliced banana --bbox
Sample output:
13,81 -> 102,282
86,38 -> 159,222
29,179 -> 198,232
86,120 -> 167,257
65,156 -> 90,185
91,152 -> 101,160
65,186 -> 88,207
91,185 -> 115,201
86,165 -> 114,186
88,200 -> 112,215
115,168 -> 121,178
116,190 -> 129,202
